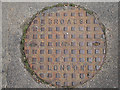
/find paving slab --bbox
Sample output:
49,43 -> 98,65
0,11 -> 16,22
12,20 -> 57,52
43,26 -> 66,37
2,2 -> 118,88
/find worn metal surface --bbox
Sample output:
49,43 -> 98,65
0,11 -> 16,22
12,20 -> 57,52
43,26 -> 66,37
24,5 -> 106,87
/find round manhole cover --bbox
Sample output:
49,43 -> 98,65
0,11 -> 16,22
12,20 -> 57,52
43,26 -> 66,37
22,3 -> 106,87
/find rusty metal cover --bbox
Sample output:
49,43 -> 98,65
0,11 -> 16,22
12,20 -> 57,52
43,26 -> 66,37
23,3 -> 106,88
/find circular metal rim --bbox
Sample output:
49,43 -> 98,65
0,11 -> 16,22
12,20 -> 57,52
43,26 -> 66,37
20,3 -> 107,88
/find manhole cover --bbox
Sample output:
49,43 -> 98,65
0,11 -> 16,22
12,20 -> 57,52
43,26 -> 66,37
22,3 -> 106,87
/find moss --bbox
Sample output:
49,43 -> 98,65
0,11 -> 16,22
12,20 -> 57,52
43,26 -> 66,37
69,3 -> 76,7
20,7 -> 53,87
34,73 -> 50,85
98,22 -> 106,35
21,24 -> 29,42
53,3 -> 64,7
77,6 -> 93,15
31,12 -> 38,20
83,8 -> 93,15
26,64 -> 34,75
64,3 -> 68,6
20,14 -> 36,76
102,24 -> 106,35
86,8 -> 93,15
20,24 -> 28,53
93,42 -> 100,46
41,3 -> 67,13
41,7 -> 50,12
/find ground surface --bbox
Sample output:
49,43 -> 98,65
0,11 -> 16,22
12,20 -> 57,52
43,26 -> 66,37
2,2 -> 118,88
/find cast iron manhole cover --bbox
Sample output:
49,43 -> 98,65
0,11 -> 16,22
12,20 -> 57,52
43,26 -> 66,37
22,3 -> 106,87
